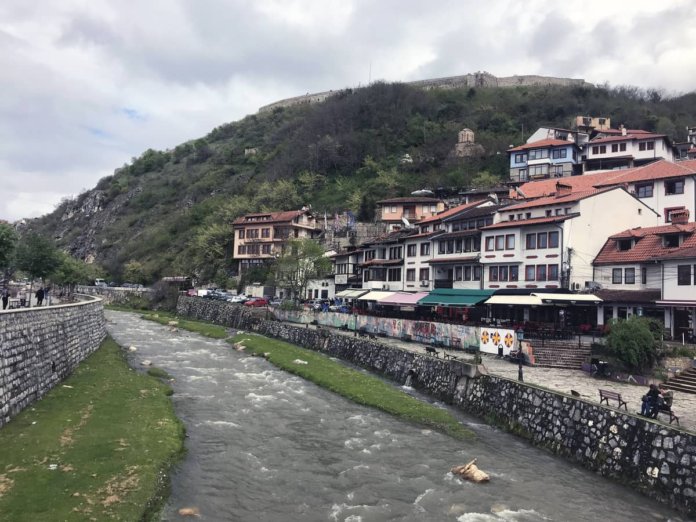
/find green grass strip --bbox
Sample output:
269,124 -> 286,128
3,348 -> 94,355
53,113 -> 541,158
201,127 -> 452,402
139,311 -> 229,339
0,337 -> 185,521
232,333 -> 474,440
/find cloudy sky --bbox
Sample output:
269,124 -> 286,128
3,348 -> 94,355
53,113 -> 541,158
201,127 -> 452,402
1,0 -> 695,222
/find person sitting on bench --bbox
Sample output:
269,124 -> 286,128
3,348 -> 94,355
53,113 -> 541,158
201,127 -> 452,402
640,384 -> 659,416
650,383 -> 674,418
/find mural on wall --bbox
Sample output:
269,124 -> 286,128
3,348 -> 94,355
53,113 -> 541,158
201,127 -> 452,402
273,310 -> 479,348
479,327 -> 516,356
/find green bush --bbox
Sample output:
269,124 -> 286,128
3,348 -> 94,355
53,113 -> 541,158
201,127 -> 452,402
606,317 -> 658,373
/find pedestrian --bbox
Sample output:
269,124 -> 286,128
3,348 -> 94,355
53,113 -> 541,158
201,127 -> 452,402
36,287 -> 45,306
640,383 -> 660,416
1,287 -> 8,310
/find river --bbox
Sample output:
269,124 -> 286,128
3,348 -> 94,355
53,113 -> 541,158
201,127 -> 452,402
105,311 -> 686,522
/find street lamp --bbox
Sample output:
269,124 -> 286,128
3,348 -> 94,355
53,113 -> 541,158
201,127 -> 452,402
516,328 -> 525,382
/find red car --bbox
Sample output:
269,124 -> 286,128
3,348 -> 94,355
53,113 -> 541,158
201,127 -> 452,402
244,297 -> 269,307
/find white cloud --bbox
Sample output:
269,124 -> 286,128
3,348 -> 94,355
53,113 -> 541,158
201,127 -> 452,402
0,0 -> 694,222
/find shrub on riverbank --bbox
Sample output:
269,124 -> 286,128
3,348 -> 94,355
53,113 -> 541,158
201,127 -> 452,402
232,333 -> 474,440
0,337 -> 185,521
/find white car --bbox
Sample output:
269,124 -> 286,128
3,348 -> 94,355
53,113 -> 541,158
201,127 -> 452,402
228,294 -> 249,303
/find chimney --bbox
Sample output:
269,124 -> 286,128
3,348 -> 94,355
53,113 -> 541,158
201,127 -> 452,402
555,182 -> 573,197
671,209 -> 690,225
620,124 -> 627,136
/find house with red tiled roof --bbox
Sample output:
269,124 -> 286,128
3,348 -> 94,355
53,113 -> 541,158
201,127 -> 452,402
375,196 -> 444,231
592,209 -> 696,337
507,138 -> 582,183
584,125 -> 674,171
480,185 -> 658,297
512,160 -> 696,225
232,209 -> 318,273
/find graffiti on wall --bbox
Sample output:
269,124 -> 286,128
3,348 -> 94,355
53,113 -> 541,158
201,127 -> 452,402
479,327 -> 516,356
273,309 -> 479,348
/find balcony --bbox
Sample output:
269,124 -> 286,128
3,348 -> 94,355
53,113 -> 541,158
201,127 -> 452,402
434,279 -> 453,289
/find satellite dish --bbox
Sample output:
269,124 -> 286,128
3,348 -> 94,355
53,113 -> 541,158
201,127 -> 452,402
402,217 -> 412,228
488,193 -> 499,204
411,189 -> 435,197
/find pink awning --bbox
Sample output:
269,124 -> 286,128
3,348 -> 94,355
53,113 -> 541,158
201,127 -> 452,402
378,292 -> 429,306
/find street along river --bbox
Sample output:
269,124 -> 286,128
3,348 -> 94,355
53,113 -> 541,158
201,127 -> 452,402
105,311 -> 685,522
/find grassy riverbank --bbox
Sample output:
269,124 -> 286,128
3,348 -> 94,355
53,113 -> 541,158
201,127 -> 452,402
138,310 -> 229,339
0,337 -> 185,521
232,333 -> 474,440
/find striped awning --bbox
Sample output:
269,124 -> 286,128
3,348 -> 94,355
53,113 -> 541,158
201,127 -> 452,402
335,289 -> 369,298
357,291 -> 396,301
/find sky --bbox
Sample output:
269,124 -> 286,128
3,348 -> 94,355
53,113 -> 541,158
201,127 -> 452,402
1,0 -> 695,222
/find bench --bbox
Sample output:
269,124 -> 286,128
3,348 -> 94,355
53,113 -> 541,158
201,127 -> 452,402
598,389 -> 627,410
444,352 -> 459,361
654,407 -> 680,425
425,346 -> 440,358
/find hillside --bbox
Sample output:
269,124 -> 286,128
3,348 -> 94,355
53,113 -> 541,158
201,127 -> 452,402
28,81 -> 696,285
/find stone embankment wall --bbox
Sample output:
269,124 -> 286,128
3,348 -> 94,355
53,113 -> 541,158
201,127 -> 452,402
76,285 -> 150,305
176,297 -> 695,515
0,296 -> 107,428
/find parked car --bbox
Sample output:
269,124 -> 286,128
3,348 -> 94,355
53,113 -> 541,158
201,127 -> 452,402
244,297 -> 269,307
228,294 -> 249,303
94,278 -> 107,288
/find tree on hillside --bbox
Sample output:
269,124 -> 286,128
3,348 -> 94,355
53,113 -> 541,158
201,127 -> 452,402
15,233 -> 61,305
123,260 -> 147,285
273,238 -> 331,300
50,252 -> 92,295
0,223 -> 18,281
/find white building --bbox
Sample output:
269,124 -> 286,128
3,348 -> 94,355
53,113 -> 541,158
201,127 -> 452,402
584,127 -> 674,171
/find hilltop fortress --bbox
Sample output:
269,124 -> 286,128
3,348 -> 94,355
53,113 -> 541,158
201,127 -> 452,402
258,71 -> 592,113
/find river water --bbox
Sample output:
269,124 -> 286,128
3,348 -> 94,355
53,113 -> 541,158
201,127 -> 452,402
105,311 -> 686,522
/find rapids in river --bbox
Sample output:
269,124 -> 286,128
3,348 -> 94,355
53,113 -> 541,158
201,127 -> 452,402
105,311 -> 686,522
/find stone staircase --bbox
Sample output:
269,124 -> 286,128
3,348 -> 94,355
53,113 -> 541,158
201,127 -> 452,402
528,339 -> 591,369
665,367 -> 696,395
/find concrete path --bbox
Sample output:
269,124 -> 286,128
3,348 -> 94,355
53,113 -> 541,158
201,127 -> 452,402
311,324 -> 696,434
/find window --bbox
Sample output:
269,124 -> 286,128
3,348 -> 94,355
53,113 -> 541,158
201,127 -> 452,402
387,268 -> 401,282
665,180 -> 684,195
619,143 -> 626,152
247,229 -> 259,239
545,209 -> 552,217
447,240 -> 454,254
548,231 -> 559,248
612,268 -> 622,284
419,268 -> 430,281
499,266 -> 508,281
624,268 -> 635,285
420,243 -> 430,256
262,244 -> 272,254
238,245 -> 246,254
647,141 -> 654,150
390,205 -> 397,213
489,265 -> 518,282
238,229 -> 245,239
530,165 -> 547,177
438,241 -> 446,255
555,208 -> 563,216
611,144 -> 618,153
536,265 -> 547,281
495,235 -> 505,250
455,239 -> 463,253
430,205 -> 437,212
593,145 -> 607,154
548,265 -> 559,281
464,266 -> 472,281
389,246 -> 402,259
641,267 -> 647,285
552,148 -> 567,159
664,234 -> 680,247
525,265 -> 535,281
510,266 -> 519,281
617,239 -> 632,251
592,146 -> 598,155
514,153 -> 527,163
639,142 -> 646,151
636,183 -> 653,198
518,169 -> 527,180
537,233 -> 548,249
485,237 -> 495,251
489,266 -> 498,282
677,265 -> 691,286
473,266 -> 482,281
455,266 -> 462,281
526,233 -> 536,249
506,234 -> 515,249
407,244 -> 417,257
529,148 -> 549,160
262,228 -> 270,238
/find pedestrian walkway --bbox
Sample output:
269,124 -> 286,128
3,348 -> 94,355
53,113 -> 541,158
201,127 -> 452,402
311,322 -> 696,433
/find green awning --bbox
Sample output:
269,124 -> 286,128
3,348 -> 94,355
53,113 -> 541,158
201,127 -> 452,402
417,289 -> 495,307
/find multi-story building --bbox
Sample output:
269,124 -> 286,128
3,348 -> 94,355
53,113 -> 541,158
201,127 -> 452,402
425,202 -> 500,290
526,126 -> 589,146
375,197 -> 445,230
332,247 -> 365,293
583,127 -> 674,171
593,209 -> 696,338
232,209 -> 318,273
507,138 -> 582,183
480,184 -> 659,292
359,229 -> 415,291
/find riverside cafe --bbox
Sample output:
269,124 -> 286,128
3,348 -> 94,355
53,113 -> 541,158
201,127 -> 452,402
483,291 -> 603,334
337,288 -> 495,322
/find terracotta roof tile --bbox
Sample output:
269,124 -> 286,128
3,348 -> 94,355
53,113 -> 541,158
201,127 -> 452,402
481,215 -> 576,230
502,187 -> 616,211
593,223 -> 696,265
508,138 -> 576,152
377,197 -> 442,204
593,160 -> 696,186
233,210 -> 309,226
589,132 -> 665,145
594,289 -> 661,303
417,200 -> 482,224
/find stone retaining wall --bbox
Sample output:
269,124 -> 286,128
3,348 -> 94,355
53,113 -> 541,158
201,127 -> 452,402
176,297 -> 696,515
0,296 -> 107,427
